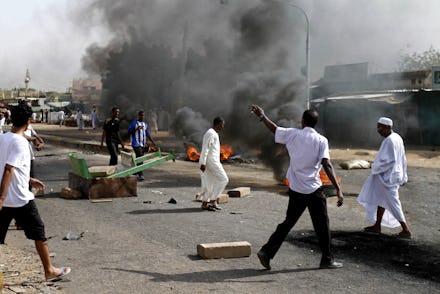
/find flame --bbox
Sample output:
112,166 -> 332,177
319,169 -> 341,185
186,146 -> 200,161
220,144 -> 234,161
186,144 -> 234,162
282,170 -> 341,186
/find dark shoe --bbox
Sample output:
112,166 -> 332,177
257,250 -> 271,270
320,261 -> 343,269
201,204 -> 216,211
210,204 -> 222,210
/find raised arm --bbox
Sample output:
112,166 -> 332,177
251,104 -> 277,134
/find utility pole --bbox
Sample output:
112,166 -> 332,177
175,21 -> 188,114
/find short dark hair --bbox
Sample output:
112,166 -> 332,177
213,116 -> 225,126
11,101 -> 33,127
111,106 -> 119,112
302,110 -> 318,127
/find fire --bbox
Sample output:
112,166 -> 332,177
220,144 -> 234,161
186,145 -> 234,162
319,169 -> 341,185
186,146 -> 200,161
282,170 -> 341,186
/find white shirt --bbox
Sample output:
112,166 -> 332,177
0,117 -> 5,133
199,128 -> 220,165
371,132 -> 408,186
0,132 -> 34,207
275,126 -> 330,194
24,124 -> 38,160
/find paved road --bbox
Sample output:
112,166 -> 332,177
4,125 -> 439,293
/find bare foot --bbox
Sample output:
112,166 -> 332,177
364,225 -> 381,233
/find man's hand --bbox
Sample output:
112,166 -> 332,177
200,164 -> 206,172
336,190 -> 344,207
30,178 -> 45,190
251,105 -> 265,119
0,198 -> 3,211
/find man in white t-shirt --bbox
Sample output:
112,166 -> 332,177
251,105 -> 344,270
76,109 -> 83,130
58,110 -> 65,127
0,102 -> 71,281
0,111 -> 5,133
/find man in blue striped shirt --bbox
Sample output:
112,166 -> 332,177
128,110 -> 156,181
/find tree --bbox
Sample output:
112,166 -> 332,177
398,46 -> 440,71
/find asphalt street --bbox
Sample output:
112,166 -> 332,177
3,125 -> 439,293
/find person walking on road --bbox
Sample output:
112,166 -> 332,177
357,117 -> 411,238
101,107 -> 124,165
58,109 -> 65,127
128,110 -> 156,181
91,108 -> 97,129
0,102 -> 71,282
76,109 -> 83,130
251,105 -> 344,270
199,116 -> 229,211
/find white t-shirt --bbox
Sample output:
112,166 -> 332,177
24,124 -> 37,160
0,132 -> 34,207
0,117 -> 5,133
275,126 -> 330,194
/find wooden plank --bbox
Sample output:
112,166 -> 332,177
90,198 -> 113,203
108,153 -> 174,178
68,172 -> 137,199
88,166 -> 116,177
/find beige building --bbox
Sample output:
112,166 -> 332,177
71,79 -> 102,103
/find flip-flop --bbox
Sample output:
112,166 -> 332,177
46,266 -> 71,282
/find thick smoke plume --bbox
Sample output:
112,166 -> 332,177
80,0 -> 308,181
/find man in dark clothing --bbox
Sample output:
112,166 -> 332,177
100,107 -> 125,165
251,104 -> 344,270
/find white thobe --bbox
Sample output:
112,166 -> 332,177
357,132 -> 408,228
198,128 -> 229,202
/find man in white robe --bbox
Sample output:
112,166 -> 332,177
199,117 -> 229,211
357,117 -> 411,238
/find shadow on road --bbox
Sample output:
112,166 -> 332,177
287,230 -> 440,282
101,266 -> 319,283
127,207 -> 203,214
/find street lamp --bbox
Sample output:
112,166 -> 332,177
220,0 -> 310,109
282,2 -> 310,110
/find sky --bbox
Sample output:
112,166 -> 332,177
1,0 -> 440,92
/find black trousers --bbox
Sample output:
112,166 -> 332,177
106,140 -> 119,165
133,146 -> 146,176
261,187 -> 333,264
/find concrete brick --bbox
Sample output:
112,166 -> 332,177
216,194 -> 229,204
88,165 -> 116,177
197,241 -> 251,259
60,187 -> 82,199
227,187 -> 251,198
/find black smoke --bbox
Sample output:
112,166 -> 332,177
79,0 -> 307,181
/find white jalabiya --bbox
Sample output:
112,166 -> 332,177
357,132 -> 408,228
198,128 -> 229,202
